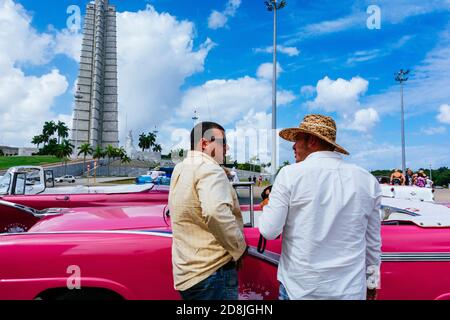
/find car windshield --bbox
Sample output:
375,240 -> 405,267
0,173 -> 11,195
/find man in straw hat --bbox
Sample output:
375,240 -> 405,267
259,114 -> 382,300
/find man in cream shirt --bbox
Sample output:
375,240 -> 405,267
260,114 -> 382,300
169,121 -> 247,300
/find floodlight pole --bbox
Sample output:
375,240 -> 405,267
265,0 -> 286,181
395,69 -> 409,177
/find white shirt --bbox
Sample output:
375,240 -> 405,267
259,151 -> 382,300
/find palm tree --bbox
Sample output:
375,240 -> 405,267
56,121 -> 69,144
105,145 -> 117,176
31,135 -> 44,149
93,145 -> 105,160
42,121 -> 57,145
78,143 -> 94,176
138,133 -> 147,152
92,145 -> 105,176
56,140 -> 74,175
152,144 -> 162,153
147,132 -> 156,150
117,147 -> 126,176
138,132 -> 157,152
121,154 -> 131,176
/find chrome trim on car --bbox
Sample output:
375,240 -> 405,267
0,200 -> 39,217
1,229 -> 174,238
381,205 -> 421,220
247,248 -> 450,265
381,252 -> 450,262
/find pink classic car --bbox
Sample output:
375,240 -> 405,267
0,166 -> 169,233
2,192 -> 450,300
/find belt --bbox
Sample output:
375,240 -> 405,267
221,260 -> 236,270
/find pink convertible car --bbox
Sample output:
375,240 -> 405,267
2,188 -> 450,300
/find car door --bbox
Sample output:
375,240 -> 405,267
2,194 -> 71,210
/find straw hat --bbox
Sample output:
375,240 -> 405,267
279,114 -> 349,155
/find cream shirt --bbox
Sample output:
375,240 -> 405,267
169,151 -> 247,291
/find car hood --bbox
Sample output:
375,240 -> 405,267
29,204 -> 169,232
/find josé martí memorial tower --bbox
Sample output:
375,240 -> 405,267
71,0 -> 119,152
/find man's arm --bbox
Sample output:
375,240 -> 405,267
366,188 -> 382,296
197,163 -> 247,261
259,167 -> 291,240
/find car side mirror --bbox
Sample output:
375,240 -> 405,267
45,170 -> 55,188
233,182 -> 255,227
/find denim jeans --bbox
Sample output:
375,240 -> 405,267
179,263 -> 238,300
279,282 -> 290,300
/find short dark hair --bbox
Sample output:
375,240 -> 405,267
190,121 -> 225,150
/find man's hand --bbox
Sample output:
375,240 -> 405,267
367,288 -> 377,300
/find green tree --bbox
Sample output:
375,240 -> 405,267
152,144 -> 162,153
105,145 -> 118,176
138,133 -> 146,152
121,153 -> 131,176
42,121 -> 57,145
92,145 -> 105,176
31,135 -> 45,149
78,143 -> 94,176
93,146 -> 105,160
116,147 -> 126,176
147,132 -> 156,150
56,121 -> 70,144
55,139 -> 74,175
138,132 -> 157,152
39,138 -> 59,156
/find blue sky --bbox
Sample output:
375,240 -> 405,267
0,0 -> 449,170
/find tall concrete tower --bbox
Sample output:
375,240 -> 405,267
71,0 -> 119,152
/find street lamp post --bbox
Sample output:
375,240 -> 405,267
265,0 -> 286,180
394,69 -> 409,177
192,110 -> 199,126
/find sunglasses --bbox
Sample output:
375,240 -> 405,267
209,136 -> 227,147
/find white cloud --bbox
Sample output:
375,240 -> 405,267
0,0 -> 69,147
208,11 -> 228,29
227,110 -> 273,164
0,0 -> 54,67
257,62 -> 283,80
437,104 -> 450,124
363,25 -> 450,116
300,85 -> 316,98
208,0 -> 241,29
53,29 -> 82,62
349,143 -> 450,170
285,1 -> 450,44
0,69 -> 68,146
255,45 -> 300,57
346,49 -> 383,64
116,5 -> 215,144
302,76 -> 379,133
420,126 -> 447,135
345,108 -> 380,132
176,74 -> 295,127
302,15 -> 362,37
306,76 -> 369,114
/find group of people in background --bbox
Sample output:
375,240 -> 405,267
386,168 -> 433,188
247,175 -> 266,187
